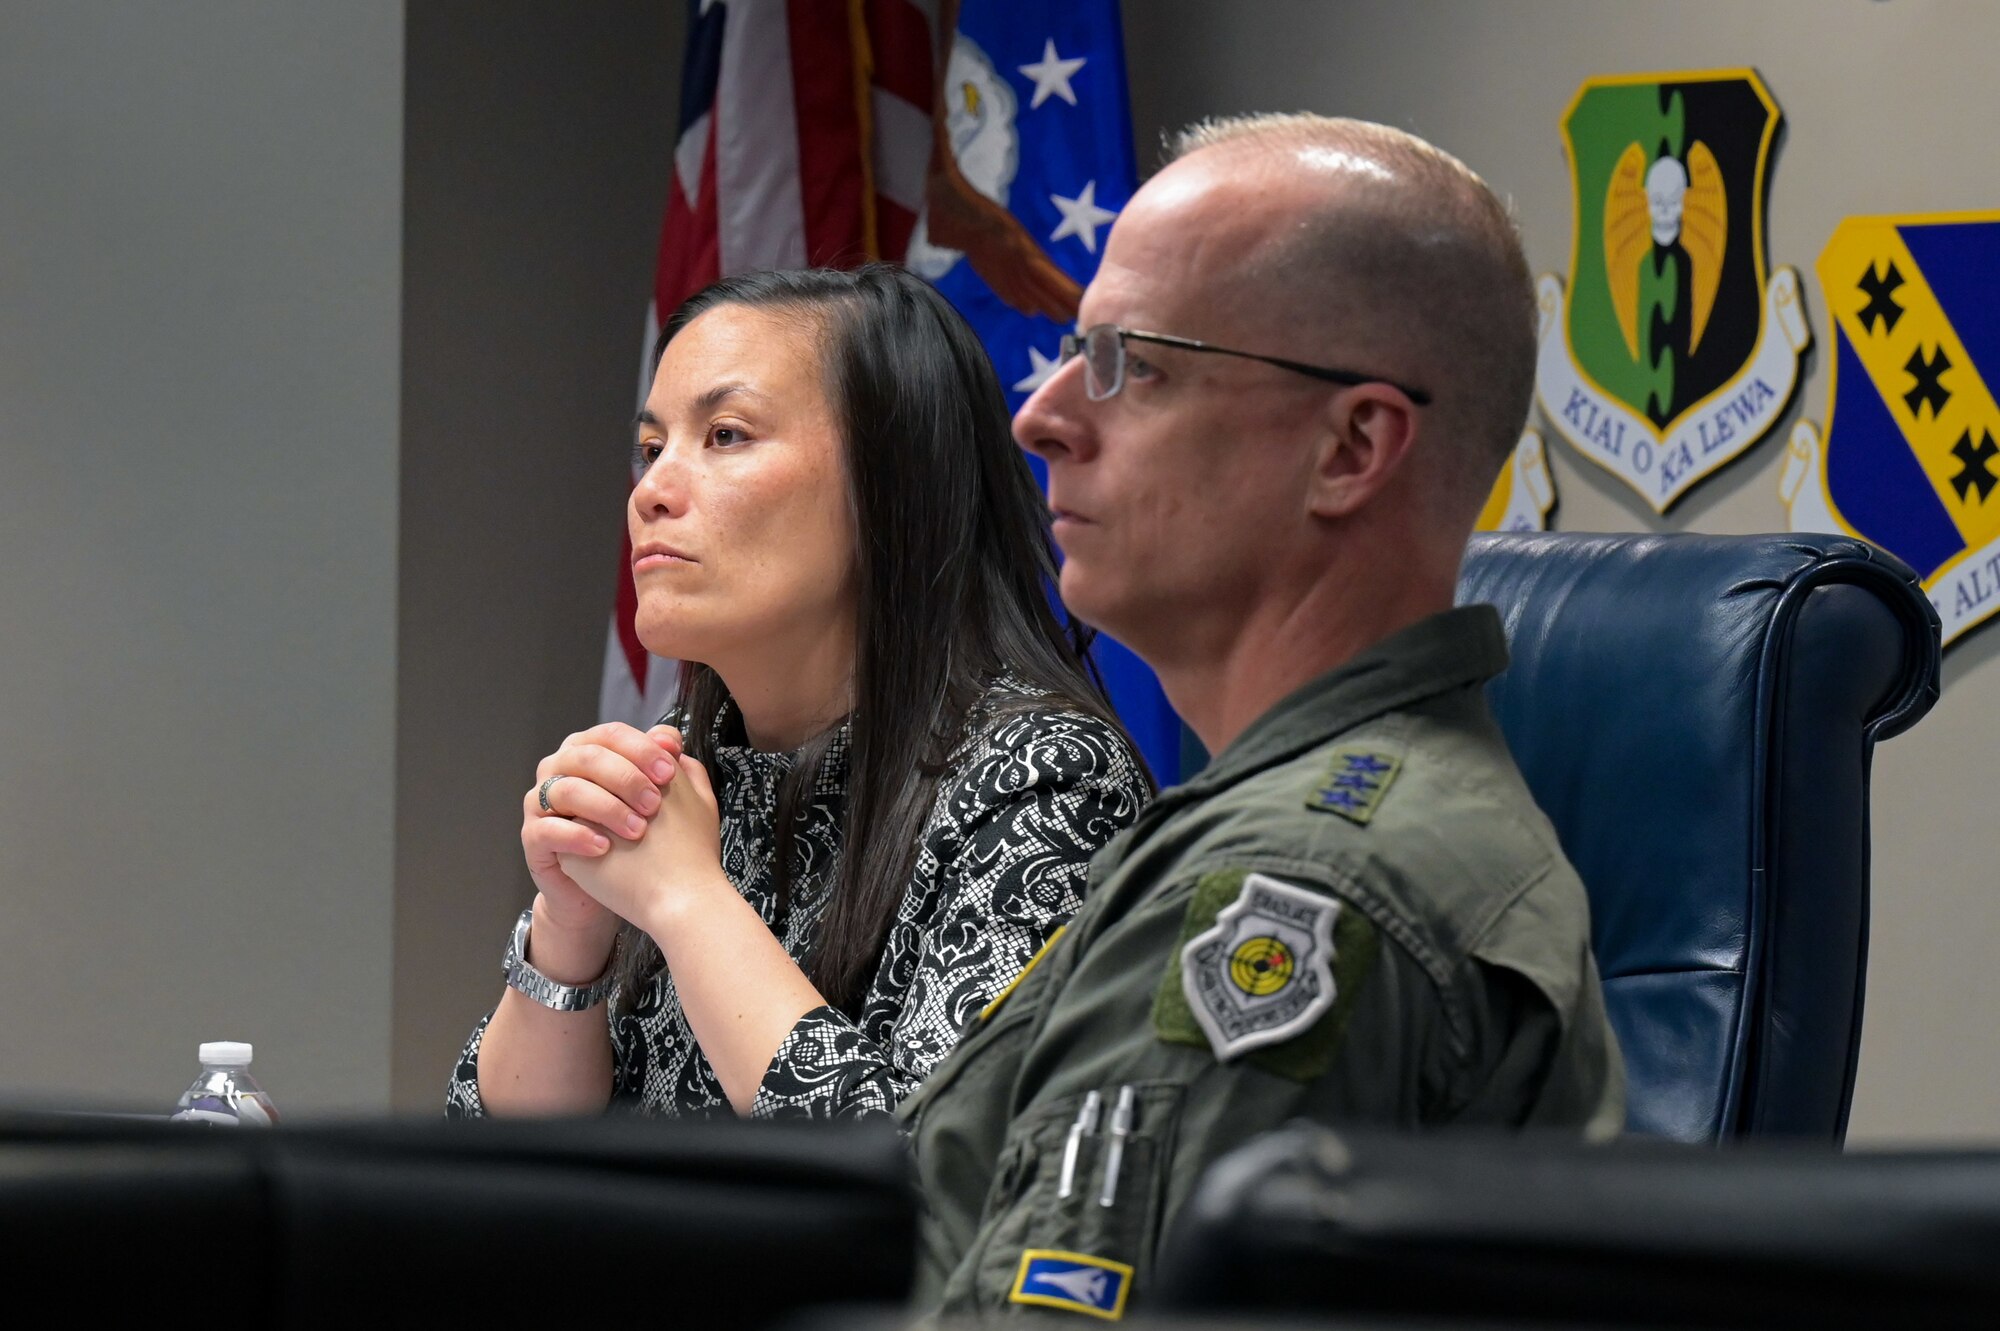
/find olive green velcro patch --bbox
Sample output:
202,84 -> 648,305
1153,871 -> 1249,1054
1152,868 -> 1381,1083
1305,746 -> 1403,824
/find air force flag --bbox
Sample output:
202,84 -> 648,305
916,0 -> 1187,781
915,2 -> 1132,409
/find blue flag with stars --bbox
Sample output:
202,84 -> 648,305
910,0 -> 1188,783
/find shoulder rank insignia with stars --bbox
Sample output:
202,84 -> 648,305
1307,746 -> 1403,823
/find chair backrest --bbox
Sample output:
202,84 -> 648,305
1456,533 -> 1940,1142
1159,1121 -> 2000,1327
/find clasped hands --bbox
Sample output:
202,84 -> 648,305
521,722 -> 729,945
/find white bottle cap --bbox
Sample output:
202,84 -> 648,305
198,1041 -> 253,1067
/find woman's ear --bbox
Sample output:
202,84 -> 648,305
1306,384 -> 1420,519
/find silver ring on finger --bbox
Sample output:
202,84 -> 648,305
537,774 -> 567,814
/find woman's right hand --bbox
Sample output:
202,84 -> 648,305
521,723 -> 683,934
478,725 -> 677,1116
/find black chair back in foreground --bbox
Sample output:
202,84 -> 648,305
1458,533 -> 1941,1142
1159,1121 -> 2000,1329
0,1111 -> 913,1326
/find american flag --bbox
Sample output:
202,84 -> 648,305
601,0 -> 1188,783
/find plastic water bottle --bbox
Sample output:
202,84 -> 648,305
170,1041 -> 280,1127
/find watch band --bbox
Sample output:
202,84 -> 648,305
502,908 -> 616,1012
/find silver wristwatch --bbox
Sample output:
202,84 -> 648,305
502,908 -> 616,1012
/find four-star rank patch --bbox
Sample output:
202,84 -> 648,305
1307,746 -> 1402,823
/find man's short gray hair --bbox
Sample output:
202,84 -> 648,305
1168,113 -> 1537,500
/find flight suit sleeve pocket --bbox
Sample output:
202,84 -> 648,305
952,1081 -> 1186,1319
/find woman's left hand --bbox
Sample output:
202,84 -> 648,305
559,753 -> 727,934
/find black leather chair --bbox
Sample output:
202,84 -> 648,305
1158,1122 -> 2000,1329
1457,533 -> 1940,1142
0,1111 -> 914,1326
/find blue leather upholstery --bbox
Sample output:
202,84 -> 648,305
1457,533 -> 1941,1143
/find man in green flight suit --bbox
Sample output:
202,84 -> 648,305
900,113 -> 1625,1321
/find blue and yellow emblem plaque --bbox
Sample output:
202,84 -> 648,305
1010,1249 -> 1133,1319
1781,210 -> 2000,645
1537,69 -> 1810,512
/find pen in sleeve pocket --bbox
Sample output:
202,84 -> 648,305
1057,1089 -> 1102,1200
1099,1084 -> 1136,1208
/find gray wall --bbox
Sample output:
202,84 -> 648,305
0,3 -> 404,1112
0,0 -> 678,1116
1124,0 -> 2000,1142
393,0 -> 679,1109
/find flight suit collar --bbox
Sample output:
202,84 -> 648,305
1176,604 -> 1509,801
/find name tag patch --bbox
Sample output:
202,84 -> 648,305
1180,873 -> 1339,1061
1009,1249 -> 1134,1320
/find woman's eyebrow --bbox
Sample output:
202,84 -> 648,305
633,384 -> 766,431
692,382 -> 763,412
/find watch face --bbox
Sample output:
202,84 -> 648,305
505,913 -> 525,971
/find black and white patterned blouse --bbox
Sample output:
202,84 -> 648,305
445,677 -> 1148,1121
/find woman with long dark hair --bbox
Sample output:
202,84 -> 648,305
447,266 -> 1150,1119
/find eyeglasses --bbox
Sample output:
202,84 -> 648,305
1055,323 -> 1433,405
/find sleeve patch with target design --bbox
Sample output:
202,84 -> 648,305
1153,869 -> 1380,1081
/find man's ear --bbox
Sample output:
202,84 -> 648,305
1306,384 -> 1420,519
